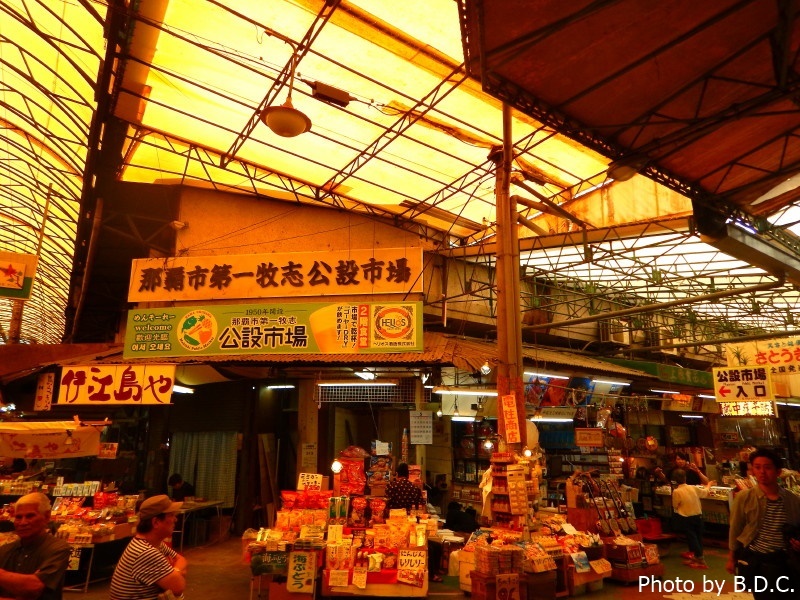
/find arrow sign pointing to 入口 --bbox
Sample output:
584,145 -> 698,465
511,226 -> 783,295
718,385 -> 731,397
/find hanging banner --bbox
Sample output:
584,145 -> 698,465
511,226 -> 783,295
34,372 -> 55,411
712,367 -> 773,402
501,394 -> 521,443
725,336 -> 800,396
58,365 -> 176,405
409,411 -> 432,445
123,301 -> 423,358
128,248 -> 423,302
0,422 -> 102,459
0,251 -> 38,300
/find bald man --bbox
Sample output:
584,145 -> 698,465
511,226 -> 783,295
0,492 -> 70,600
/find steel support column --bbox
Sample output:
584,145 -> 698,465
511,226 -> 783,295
493,104 -> 525,448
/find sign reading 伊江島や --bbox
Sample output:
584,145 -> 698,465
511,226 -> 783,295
122,301 -> 423,358
128,248 -> 423,302
57,365 -> 176,404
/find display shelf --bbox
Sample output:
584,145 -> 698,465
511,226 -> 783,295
452,421 -> 493,484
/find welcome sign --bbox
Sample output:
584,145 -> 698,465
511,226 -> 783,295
123,301 -> 423,358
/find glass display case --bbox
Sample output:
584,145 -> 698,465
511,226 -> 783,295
451,419 -> 494,484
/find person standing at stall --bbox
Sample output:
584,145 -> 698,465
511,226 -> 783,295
110,495 -> 188,600
671,469 -> 708,569
0,492 -> 70,600
655,451 -> 709,486
385,463 -> 421,513
727,448 -> 800,599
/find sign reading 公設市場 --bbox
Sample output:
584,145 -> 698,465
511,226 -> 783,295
128,248 -> 423,302
123,301 -> 423,358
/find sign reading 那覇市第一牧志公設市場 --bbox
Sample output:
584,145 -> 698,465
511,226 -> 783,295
122,301 -> 423,358
128,248 -> 423,303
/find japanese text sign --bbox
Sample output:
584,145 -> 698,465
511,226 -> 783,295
409,411 -> 432,445
398,549 -> 426,570
35,372 -> 55,411
496,574 -> 520,600
0,251 -> 38,300
57,365 -> 176,405
328,570 -> 349,587
574,428 -> 604,448
98,443 -> 119,459
287,551 -> 316,594
713,367 -> 773,402
501,394 -> 521,443
297,473 -> 323,491
123,301 -> 422,358
0,422 -> 101,459
719,401 -> 776,417
128,248 -> 423,302
726,336 -> 800,397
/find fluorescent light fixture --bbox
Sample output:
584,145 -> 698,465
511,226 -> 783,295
452,416 -> 478,422
267,384 -> 296,390
777,402 -> 800,406
530,417 -> 574,423
524,372 -> 569,380
433,386 -> 498,396
651,389 -> 679,395
592,379 -> 630,386
172,385 -> 194,394
680,414 -> 704,419
317,380 -> 398,387
697,394 -> 716,399
355,370 -> 376,380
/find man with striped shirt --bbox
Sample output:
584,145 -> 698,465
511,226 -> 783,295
110,495 -> 188,600
727,448 -> 800,599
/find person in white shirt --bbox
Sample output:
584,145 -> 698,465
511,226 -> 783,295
672,468 -> 710,569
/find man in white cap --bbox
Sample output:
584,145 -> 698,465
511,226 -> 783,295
110,495 -> 188,600
0,492 -> 70,600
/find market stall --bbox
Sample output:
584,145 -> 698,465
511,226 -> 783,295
246,442 -> 435,599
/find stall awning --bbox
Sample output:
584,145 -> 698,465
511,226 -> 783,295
0,421 -> 103,459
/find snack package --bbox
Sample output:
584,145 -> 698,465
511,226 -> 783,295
338,496 -> 350,525
368,552 -> 385,572
382,550 -> 398,569
281,491 -> 298,510
373,525 -> 390,548
349,496 -> 368,528
328,496 -> 342,525
369,498 -> 386,525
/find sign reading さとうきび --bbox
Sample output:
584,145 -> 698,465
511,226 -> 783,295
123,301 -> 423,358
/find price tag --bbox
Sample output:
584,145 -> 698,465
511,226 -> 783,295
297,473 -> 322,491
352,566 -> 368,589
328,570 -> 349,587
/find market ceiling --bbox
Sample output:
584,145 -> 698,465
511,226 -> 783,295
3,0 -> 800,353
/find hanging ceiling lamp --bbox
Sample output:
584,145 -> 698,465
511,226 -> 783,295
260,52 -> 311,137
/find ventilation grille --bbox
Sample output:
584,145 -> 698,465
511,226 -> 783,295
315,379 -> 430,404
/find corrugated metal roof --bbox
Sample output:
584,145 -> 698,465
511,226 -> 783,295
60,331 -> 652,379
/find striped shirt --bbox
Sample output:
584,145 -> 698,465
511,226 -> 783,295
750,498 -> 786,553
110,537 -> 178,600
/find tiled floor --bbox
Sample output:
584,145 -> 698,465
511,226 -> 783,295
72,536 -> 746,600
